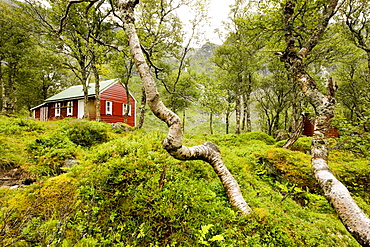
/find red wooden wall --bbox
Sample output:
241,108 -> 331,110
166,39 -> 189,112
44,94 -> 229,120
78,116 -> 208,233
32,83 -> 136,126
99,83 -> 136,126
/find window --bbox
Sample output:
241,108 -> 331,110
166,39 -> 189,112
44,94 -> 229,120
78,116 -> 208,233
55,102 -> 61,117
106,101 -> 112,115
123,103 -> 131,116
67,101 -> 73,116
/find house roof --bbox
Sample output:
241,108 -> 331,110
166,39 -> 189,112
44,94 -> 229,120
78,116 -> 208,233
45,78 -> 119,102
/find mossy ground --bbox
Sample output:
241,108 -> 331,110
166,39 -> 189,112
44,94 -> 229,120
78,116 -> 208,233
0,115 -> 368,246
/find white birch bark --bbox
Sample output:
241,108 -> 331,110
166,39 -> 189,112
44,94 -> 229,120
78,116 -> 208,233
116,0 -> 251,215
280,1 -> 370,245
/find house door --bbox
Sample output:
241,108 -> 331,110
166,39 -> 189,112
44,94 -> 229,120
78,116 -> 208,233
40,106 -> 48,121
78,100 -> 84,119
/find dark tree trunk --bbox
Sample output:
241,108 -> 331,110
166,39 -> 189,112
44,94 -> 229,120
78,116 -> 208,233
182,109 -> 186,133
235,93 -> 241,134
137,85 -> 146,129
242,93 -> 252,132
123,81 -> 130,124
225,112 -> 230,134
92,65 -> 101,122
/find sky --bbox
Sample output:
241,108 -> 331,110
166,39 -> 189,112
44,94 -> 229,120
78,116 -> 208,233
207,0 -> 235,43
176,0 -> 236,45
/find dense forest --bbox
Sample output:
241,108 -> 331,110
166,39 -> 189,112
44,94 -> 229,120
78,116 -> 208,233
1,0 -> 370,246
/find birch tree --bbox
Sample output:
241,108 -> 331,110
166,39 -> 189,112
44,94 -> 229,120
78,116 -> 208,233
277,0 -> 370,245
115,0 -> 251,215
57,0 -> 253,216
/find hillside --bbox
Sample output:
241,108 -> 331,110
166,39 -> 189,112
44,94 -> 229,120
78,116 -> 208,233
0,115 -> 369,246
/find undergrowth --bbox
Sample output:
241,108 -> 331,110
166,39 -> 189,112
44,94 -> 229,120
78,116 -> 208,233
0,116 -> 367,246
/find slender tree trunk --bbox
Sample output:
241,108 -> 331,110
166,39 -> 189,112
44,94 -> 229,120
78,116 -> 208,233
123,81 -> 130,124
242,93 -> 252,132
244,93 -> 252,132
182,108 -> 186,133
1,63 -> 4,113
291,99 -> 298,131
273,113 -> 280,135
81,71 -> 90,119
242,96 -> 246,132
209,112 -> 213,135
123,61 -> 134,124
92,65 -> 101,122
283,114 -> 304,149
137,85 -> 146,128
245,78 -> 253,132
225,112 -> 230,134
280,1 -> 370,245
118,0 -> 251,215
235,93 -> 241,134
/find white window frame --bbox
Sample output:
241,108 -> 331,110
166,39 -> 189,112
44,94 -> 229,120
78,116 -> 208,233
55,102 -> 61,117
123,103 -> 131,116
106,101 -> 113,115
67,101 -> 73,116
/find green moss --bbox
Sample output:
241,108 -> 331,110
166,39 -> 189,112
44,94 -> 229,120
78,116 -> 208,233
0,116 -> 364,246
275,136 -> 312,153
257,148 -> 318,191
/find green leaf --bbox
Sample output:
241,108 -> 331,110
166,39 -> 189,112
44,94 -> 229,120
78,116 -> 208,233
209,235 -> 225,241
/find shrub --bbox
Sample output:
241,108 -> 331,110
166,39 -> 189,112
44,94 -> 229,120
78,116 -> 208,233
0,138 -> 23,169
240,132 -> 276,145
187,132 -> 276,147
27,133 -> 77,176
275,136 -> 312,153
61,120 -> 110,147
0,116 -> 44,134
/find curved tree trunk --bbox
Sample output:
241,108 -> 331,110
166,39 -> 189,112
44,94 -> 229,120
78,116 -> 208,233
280,1 -> 370,245
117,0 -> 251,215
282,114 -> 304,149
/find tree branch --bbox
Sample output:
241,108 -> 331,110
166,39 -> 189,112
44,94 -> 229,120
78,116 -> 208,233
58,0 -> 99,34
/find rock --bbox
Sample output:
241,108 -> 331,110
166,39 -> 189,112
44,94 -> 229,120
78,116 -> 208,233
63,160 -> 80,169
274,129 -> 291,142
0,167 -> 34,187
111,122 -> 134,131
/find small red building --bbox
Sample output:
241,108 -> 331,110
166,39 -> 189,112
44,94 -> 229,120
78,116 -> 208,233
31,79 -> 136,126
303,113 -> 338,138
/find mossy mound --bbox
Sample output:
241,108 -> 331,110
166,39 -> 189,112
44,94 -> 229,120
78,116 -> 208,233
0,116 -> 366,246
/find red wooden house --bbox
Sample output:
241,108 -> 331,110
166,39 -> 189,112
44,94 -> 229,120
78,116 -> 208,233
303,113 -> 338,138
31,79 -> 136,127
